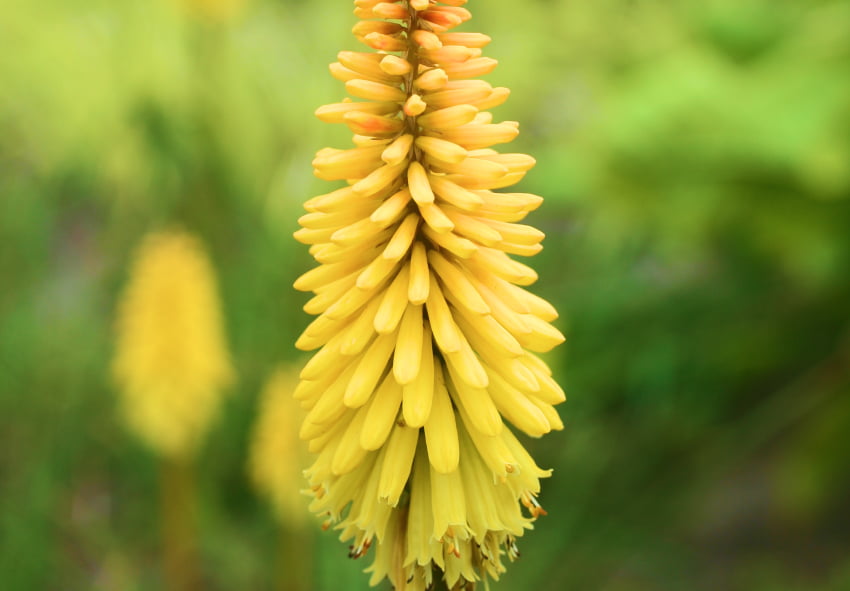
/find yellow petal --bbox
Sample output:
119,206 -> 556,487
407,242 -> 431,305
393,304 -> 424,385
361,374 -> 404,450
423,369 -> 459,473
377,424 -> 419,506
402,325 -> 435,427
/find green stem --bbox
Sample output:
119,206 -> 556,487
160,458 -> 201,591
277,524 -> 313,591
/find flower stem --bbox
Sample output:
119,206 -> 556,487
160,458 -> 201,591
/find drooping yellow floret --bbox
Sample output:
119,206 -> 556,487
249,366 -> 311,528
294,2 -> 566,589
113,230 -> 234,460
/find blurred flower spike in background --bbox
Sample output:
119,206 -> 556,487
293,1 -> 565,589
113,229 -> 234,460
250,365 -> 310,529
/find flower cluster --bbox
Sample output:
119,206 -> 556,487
293,1 -> 565,589
113,230 -> 234,459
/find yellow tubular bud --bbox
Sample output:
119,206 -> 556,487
344,111 -> 404,137
315,101 -> 400,124
428,250 -> 490,315
428,174 -> 484,210
423,369 -> 459,473
420,46 -> 477,64
422,225 -> 478,259
415,68 -> 449,91
360,374 -> 403,450
370,188 -> 412,226
418,202 -> 455,233
439,32 -> 492,48
339,296 -> 382,355
418,105 -> 479,130
381,133 -> 414,165
338,51 -> 400,81
407,242 -> 431,305
444,334 -> 490,390
442,208 -> 503,245
377,424 -> 419,506
352,20 -> 404,37
408,161 -> 435,204
430,157 -> 509,182
403,94 -> 428,116
364,32 -> 407,52
393,303 -> 424,385
424,274 -> 462,354
344,331 -> 397,408
346,79 -> 407,102
380,54 -> 412,76
412,29 -> 442,50
331,405 -> 370,475
374,265 -> 412,334
415,136 -> 468,164
352,160 -> 407,196
402,325 -> 434,427
442,57 -> 499,79
382,213 -> 419,261
487,370 -> 551,438
423,86 -> 491,109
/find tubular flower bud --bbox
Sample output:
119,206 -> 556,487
294,2 -> 565,589
113,230 -> 234,460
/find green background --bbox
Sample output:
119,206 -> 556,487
2,0 -> 849,589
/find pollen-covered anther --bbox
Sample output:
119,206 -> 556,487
521,492 -> 548,519
348,536 -> 373,559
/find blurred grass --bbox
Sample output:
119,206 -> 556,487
1,0 -> 849,589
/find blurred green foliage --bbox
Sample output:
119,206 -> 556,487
1,0 -> 849,590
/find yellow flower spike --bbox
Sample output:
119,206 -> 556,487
113,230 -> 233,460
294,2 -> 566,588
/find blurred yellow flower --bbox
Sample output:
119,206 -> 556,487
249,366 -> 310,528
113,230 -> 234,460
293,1 -> 565,589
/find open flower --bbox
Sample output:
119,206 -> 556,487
113,230 -> 234,460
293,2 -> 565,589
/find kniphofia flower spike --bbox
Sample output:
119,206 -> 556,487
114,230 -> 234,459
294,1 -> 565,589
